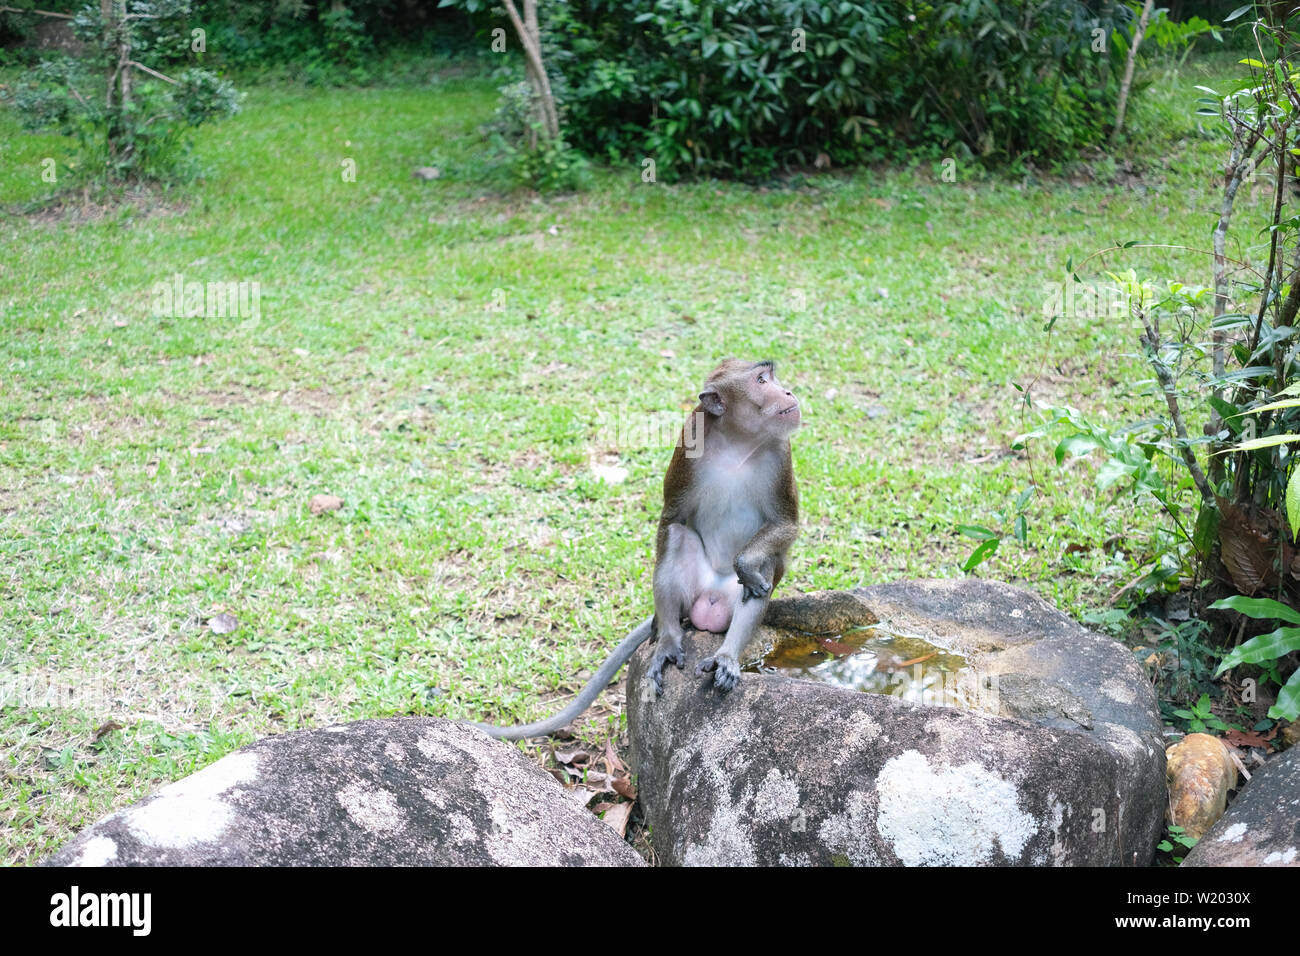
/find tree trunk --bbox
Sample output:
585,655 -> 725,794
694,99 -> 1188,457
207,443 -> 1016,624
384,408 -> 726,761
1110,0 -> 1153,147
502,0 -> 559,143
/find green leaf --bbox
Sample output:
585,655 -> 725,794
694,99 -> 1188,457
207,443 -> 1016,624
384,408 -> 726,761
1209,595 -> 1300,625
1232,398 -> 1300,416
956,524 -> 998,540
1193,503 -> 1221,557
1054,434 -> 1099,464
961,538 -> 998,572
1224,434 -> 1300,453
1268,668 -> 1300,722
1225,6 -> 1254,23
1216,626 -> 1300,674
1097,456 -> 1137,489
1289,471 -> 1300,542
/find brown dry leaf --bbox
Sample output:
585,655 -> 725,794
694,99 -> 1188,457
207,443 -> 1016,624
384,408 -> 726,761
598,801 -> 632,838
309,493 -> 344,515
93,720 -> 123,741
1222,728 -> 1271,750
603,739 -> 626,775
1217,498 -> 1276,595
553,748 -> 591,767
612,777 -> 637,800
575,771 -> 616,792
547,767 -> 570,786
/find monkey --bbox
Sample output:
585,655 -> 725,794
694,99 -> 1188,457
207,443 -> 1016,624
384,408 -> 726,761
469,359 -> 800,741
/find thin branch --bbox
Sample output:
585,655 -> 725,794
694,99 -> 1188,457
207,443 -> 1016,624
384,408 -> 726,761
1138,308 -> 1215,505
65,81 -> 89,109
0,5 -> 74,18
126,59 -> 178,84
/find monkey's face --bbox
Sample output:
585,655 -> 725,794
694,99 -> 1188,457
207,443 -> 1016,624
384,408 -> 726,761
741,365 -> 801,438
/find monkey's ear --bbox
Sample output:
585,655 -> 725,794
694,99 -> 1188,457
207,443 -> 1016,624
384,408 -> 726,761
699,386 -> 725,417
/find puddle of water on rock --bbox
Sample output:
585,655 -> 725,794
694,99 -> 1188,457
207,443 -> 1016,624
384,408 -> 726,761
743,624 -> 975,708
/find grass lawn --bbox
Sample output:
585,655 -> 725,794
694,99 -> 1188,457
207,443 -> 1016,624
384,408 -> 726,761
0,51 -> 1250,864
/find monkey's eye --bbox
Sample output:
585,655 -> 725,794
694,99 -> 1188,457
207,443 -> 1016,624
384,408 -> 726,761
757,375 -> 766,385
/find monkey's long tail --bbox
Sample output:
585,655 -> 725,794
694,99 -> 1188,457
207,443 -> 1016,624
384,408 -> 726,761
464,615 -> 656,741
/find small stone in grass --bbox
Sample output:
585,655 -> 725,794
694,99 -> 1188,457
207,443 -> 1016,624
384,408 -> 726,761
309,493 -> 344,515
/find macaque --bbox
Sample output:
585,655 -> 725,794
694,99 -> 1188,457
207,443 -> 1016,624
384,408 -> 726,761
471,359 -> 800,740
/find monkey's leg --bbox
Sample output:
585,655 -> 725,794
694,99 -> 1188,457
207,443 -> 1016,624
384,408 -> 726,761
650,523 -> 713,695
696,591 -> 768,693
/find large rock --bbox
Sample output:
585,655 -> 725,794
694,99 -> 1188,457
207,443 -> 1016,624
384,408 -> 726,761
45,718 -> 643,867
1182,746 -> 1300,866
629,579 -> 1164,866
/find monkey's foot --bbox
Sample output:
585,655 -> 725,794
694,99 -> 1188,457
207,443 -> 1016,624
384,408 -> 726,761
695,653 -> 740,692
649,646 -> 685,696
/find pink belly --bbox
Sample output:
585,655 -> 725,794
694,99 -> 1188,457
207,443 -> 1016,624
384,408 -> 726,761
689,590 -> 734,633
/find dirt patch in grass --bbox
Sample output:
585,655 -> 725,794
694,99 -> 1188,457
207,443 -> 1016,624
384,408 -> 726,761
14,183 -> 189,226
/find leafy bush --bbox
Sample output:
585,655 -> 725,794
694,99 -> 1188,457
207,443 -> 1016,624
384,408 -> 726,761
4,1 -> 240,185
484,81 -> 591,192
1209,596 -> 1300,721
1003,8 -> 1300,723
193,1 -> 481,83
543,0 -> 1138,178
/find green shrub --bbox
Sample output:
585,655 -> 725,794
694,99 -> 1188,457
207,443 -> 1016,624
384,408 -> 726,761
4,1 -> 240,186
543,0 -> 1137,178
485,81 -> 590,192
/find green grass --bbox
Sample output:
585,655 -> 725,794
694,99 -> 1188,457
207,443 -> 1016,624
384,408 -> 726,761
0,51 -> 1251,864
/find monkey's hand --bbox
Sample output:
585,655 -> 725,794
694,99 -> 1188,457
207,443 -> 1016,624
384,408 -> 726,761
649,644 -> 685,696
696,653 -> 741,692
734,555 -> 772,604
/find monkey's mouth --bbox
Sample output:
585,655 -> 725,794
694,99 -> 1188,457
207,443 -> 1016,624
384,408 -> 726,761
778,404 -> 799,416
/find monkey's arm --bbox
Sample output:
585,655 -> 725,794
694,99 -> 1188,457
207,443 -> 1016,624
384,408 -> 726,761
465,615 -> 655,741
734,521 -> 798,601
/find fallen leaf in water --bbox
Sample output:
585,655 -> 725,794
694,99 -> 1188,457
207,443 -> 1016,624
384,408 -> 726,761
817,637 -> 856,656
897,652 -> 937,667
